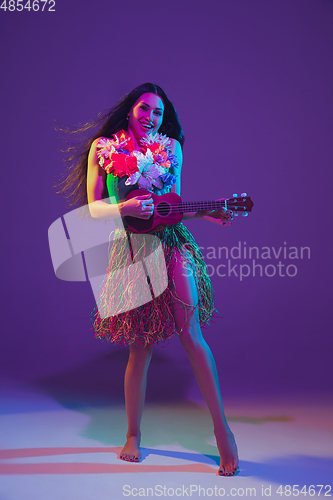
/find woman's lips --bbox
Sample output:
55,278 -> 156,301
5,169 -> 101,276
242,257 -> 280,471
140,121 -> 153,131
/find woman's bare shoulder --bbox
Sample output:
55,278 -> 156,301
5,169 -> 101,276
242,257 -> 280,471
168,138 -> 183,167
91,136 -> 112,147
168,138 -> 182,156
168,137 -> 181,149
88,137 -> 109,165
89,136 -> 112,157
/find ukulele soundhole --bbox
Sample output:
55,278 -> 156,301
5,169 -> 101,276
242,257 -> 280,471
157,202 -> 171,217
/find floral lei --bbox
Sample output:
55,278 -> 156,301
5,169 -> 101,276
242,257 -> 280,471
96,130 -> 178,193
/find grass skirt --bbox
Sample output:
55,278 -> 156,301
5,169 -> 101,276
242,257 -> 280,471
91,223 -> 215,345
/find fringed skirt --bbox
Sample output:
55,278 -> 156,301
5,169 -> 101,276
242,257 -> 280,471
92,223 -> 215,345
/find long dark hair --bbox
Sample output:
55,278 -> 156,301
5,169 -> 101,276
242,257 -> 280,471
57,83 -> 184,208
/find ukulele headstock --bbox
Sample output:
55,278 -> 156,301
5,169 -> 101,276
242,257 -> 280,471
226,193 -> 254,216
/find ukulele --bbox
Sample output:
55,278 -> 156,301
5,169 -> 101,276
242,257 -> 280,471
124,189 -> 254,234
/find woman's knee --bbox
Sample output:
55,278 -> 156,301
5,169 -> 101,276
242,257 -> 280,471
177,316 -> 204,352
173,302 -> 197,334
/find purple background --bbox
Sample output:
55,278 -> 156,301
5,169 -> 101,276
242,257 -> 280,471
1,0 -> 332,404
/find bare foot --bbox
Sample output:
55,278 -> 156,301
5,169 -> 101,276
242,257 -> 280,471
215,429 -> 239,476
119,435 -> 141,462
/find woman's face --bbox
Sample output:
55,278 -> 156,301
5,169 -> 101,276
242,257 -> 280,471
127,93 -> 164,143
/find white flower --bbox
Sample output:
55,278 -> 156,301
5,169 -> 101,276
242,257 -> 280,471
125,149 -> 165,190
140,132 -> 171,149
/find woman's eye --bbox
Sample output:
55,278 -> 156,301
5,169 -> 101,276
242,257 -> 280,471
154,111 -> 162,116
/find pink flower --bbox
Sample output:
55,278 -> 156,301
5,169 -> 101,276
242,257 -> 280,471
109,153 -> 138,177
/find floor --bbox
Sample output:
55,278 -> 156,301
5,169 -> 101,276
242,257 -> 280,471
0,379 -> 332,500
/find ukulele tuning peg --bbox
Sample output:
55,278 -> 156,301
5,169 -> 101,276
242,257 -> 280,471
242,212 -> 248,217
241,192 -> 247,197
233,193 -> 238,198
234,212 -> 239,216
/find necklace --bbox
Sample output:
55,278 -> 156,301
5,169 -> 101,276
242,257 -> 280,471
96,130 -> 178,193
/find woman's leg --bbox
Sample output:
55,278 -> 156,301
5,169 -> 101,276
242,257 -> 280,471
172,257 -> 239,476
120,342 -> 153,462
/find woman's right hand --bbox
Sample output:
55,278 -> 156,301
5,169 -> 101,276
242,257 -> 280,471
120,194 -> 154,219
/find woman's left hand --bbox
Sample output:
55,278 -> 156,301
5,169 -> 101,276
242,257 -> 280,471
201,199 -> 233,226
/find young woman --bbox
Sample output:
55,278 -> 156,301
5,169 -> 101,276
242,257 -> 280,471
60,83 -> 238,476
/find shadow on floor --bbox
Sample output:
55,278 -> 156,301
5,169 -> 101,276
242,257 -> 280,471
36,348 -> 191,409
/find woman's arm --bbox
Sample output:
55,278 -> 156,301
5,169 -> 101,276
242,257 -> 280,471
87,139 -> 154,220
169,139 -> 232,225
